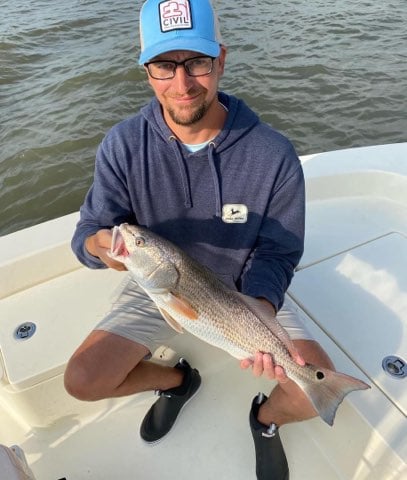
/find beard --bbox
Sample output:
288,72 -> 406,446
166,100 -> 210,126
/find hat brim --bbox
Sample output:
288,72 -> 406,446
139,38 -> 221,65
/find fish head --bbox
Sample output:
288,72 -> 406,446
109,223 -> 180,291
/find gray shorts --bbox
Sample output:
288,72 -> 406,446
95,275 -> 313,354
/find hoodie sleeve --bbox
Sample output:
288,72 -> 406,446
71,132 -> 135,268
240,155 -> 305,311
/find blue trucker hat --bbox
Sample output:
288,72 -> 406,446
139,0 -> 222,65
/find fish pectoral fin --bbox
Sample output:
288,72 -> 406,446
162,292 -> 199,320
158,308 -> 184,333
236,292 -> 300,361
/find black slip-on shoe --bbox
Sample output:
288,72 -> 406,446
249,393 -> 289,480
140,358 -> 201,444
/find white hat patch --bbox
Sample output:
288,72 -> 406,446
159,0 -> 192,32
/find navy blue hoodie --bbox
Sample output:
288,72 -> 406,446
72,92 -> 305,310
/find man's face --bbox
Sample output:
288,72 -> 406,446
145,48 -> 226,127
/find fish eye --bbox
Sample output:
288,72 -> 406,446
134,236 -> 145,247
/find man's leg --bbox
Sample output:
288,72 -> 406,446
64,329 -> 201,444
65,276 -> 189,400
64,329 -> 185,401
64,278 -> 201,443
247,293 -> 336,480
250,339 -> 334,480
259,339 -> 335,426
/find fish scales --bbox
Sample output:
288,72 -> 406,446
162,257 -> 290,363
109,223 -> 370,426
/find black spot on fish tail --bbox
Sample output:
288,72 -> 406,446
302,367 -> 370,426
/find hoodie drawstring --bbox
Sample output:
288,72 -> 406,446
169,137 -> 222,217
169,136 -> 192,209
208,141 -> 222,217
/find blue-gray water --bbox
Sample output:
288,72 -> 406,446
1,0 -> 406,235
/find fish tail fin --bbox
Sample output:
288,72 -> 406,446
302,368 -> 370,426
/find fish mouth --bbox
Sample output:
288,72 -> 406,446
110,225 -> 129,258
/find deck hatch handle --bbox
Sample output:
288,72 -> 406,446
382,355 -> 406,379
14,322 -> 36,340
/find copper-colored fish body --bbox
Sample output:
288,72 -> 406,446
110,223 -> 370,426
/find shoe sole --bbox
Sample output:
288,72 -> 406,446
141,380 -> 202,446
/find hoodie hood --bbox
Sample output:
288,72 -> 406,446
139,92 -> 260,216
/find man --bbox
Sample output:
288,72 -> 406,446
65,0 -> 334,478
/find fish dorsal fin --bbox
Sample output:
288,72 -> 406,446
158,307 -> 184,333
161,292 -> 199,320
235,293 -> 300,360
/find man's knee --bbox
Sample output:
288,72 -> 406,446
64,356 -> 102,401
293,339 -> 335,370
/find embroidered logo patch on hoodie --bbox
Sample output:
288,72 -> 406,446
222,204 -> 248,224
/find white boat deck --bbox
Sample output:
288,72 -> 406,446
0,144 -> 406,479
0,335 -> 349,480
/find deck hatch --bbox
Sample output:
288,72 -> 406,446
289,232 -> 407,415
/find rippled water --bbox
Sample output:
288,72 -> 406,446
1,0 -> 406,235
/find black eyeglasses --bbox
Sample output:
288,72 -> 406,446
144,55 -> 215,80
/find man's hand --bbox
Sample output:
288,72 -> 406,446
240,352 -> 296,383
240,296 -> 306,382
85,229 -> 127,271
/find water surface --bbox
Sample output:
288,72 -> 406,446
1,0 -> 406,235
